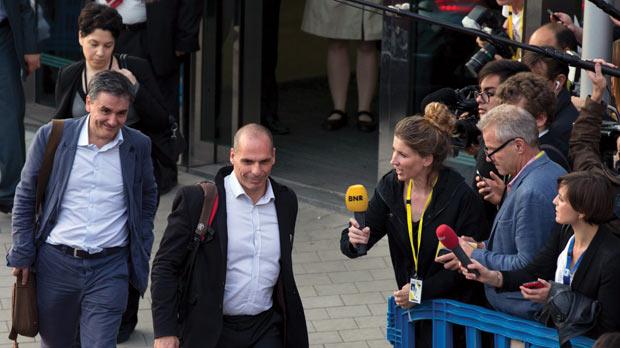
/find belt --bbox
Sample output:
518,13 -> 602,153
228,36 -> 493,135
121,22 -> 146,32
50,243 -> 125,259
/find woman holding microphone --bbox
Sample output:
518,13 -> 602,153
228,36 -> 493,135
340,103 -> 489,347
462,171 -> 620,339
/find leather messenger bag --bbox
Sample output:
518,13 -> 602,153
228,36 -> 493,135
9,120 -> 64,347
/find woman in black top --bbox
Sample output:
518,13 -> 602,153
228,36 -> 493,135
463,171 -> 620,339
341,103 -> 489,347
54,3 -> 176,193
340,103 -> 489,343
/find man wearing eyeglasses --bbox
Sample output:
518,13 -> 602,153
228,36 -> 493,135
472,60 -> 530,226
457,104 -> 564,319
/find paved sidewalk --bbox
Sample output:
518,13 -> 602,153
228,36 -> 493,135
0,124 -> 395,347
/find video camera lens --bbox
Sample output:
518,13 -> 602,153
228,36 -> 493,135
465,43 -> 496,77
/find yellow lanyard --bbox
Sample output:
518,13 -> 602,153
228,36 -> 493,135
507,6 -> 523,60
535,150 -> 544,160
405,179 -> 435,276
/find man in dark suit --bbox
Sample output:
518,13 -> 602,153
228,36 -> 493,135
94,0 -> 203,120
151,124 -> 308,348
0,0 -> 40,214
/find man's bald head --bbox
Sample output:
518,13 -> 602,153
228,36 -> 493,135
528,22 -> 578,51
233,123 -> 274,151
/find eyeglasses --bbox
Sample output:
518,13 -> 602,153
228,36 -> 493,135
475,90 -> 495,104
484,137 -> 517,158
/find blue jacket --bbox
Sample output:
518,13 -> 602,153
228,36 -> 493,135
471,153 -> 565,319
7,116 -> 158,294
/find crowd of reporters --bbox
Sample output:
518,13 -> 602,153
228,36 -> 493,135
7,0 -> 620,347
341,3 -> 620,346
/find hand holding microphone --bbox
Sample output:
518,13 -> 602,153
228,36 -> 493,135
435,224 -> 480,276
345,185 -> 369,256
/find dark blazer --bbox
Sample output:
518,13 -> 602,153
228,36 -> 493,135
341,167 -> 489,300
501,224 -> 620,338
144,0 -> 203,76
151,166 -> 308,348
53,54 -> 169,133
548,88 -> 579,156
3,0 -> 38,71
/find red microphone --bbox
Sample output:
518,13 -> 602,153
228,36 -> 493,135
436,224 -> 479,276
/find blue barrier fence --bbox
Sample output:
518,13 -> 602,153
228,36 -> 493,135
386,297 -> 595,348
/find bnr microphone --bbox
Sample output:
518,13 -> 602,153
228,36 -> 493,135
345,185 -> 369,256
436,224 -> 480,276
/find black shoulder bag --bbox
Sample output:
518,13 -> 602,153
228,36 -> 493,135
177,181 -> 219,322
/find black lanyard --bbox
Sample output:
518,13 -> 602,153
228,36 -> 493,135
83,57 -> 114,96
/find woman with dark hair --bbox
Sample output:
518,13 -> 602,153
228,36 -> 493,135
340,103 -> 489,347
54,3 -> 176,194
463,171 -> 620,339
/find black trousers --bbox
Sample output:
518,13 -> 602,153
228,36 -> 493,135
216,308 -> 283,348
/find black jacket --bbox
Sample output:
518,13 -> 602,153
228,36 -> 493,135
151,166 -> 308,348
569,97 -> 620,232
141,0 -> 202,76
341,167 -> 490,300
501,224 -> 620,338
53,54 -> 169,133
548,88 -> 579,157
474,141 -> 502,227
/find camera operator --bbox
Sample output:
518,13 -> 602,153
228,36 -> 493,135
463,2 -> 523,77
570,60 -> 620,232
473,60 -> 529,224
475,0 -> 523,51
498,0 -> 523,46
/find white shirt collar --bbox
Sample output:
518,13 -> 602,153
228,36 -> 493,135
78,115 -> 124,150
538,129 -> 550,138
227,171 -> 275,205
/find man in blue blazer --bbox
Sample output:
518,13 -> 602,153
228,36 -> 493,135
7,70 -> 158,348
0,0 -> 40,214
438,104 -> 565,319
468,104 -> 565,319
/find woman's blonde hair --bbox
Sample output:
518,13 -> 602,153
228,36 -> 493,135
394,102 -> 455,174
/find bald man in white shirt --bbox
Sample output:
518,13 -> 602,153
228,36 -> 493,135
152,124 -> 308,348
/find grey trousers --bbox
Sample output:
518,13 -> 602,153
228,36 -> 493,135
0,24 -> 26,206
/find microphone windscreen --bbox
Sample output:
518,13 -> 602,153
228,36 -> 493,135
345,185 -> 369,212
436,224 -> 459,249
420,88 -> 459,112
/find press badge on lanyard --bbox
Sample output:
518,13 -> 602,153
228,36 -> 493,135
409,277 -> 423,304
405,179 -> 435,305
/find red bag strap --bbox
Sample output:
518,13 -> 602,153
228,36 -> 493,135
195,181 -> 219,241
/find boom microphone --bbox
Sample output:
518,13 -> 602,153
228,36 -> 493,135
345,185 -> 369,256
436,224 -> 479,276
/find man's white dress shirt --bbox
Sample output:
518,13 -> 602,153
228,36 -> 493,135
223,172 -> 281,316
46,116 -> 128,253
